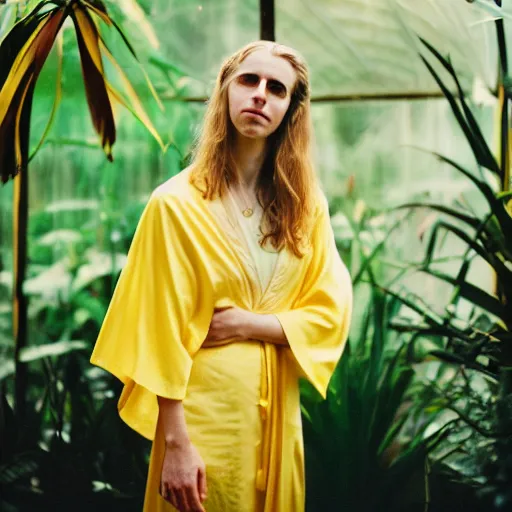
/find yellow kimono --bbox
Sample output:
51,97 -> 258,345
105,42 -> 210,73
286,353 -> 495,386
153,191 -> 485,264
90,167 -> 352,512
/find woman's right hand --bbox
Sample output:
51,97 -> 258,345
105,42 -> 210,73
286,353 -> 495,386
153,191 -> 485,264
160,439 -> 208,512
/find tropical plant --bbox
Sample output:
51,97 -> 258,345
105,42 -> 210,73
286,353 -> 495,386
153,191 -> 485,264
0,197 -> 151,511
0,347 -> 150,512
384,3 -> 512,508
0,0 -> 164,428
389,36 -> 511,377
301,283 -> 452,512
0,0 -> 164,180
300,202 -> 450,512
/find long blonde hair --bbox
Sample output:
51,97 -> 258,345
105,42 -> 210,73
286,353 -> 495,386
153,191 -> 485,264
189,40 -> 318,258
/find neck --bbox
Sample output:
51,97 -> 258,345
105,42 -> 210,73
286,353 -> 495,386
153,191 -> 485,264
232,134 -> 267,192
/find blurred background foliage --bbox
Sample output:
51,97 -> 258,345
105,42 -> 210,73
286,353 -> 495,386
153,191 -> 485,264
0,0 -> 511,511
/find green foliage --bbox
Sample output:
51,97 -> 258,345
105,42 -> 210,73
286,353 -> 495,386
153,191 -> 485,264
387,25 -> 512,511
391,37 -> 511,375
0,353 -> 149,511
302,288 -> 449,512
0,196 -> 151,510
300,204 -> 450,511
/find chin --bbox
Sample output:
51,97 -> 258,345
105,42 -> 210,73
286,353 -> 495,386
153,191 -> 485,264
244,131 -> 267,140
237,125 -> 271,139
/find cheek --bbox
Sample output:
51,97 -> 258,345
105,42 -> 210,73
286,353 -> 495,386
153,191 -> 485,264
271,100 -> 291,128
227,86 -> 239,121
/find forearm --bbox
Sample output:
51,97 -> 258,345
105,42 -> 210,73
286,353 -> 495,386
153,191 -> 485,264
245,313 -> 289,346
157,396 -> 190,447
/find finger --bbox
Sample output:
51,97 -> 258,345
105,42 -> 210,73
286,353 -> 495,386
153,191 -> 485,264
198,467 -> 208,502
168,488 -> 181,510
159,483 -> 169,501
214,306 -> 232,313
187,480 -> 205,512
161,485 -> 178,509
177,487 -> 190,512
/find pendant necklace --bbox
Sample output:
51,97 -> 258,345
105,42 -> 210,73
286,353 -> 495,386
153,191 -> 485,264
232,179 -> 255,218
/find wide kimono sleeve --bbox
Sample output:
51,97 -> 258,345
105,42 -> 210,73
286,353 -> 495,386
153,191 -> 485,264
275,195 -> 353,399
90,191 -> 213,440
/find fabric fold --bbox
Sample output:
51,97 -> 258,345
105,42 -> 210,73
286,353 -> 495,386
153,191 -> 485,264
90,168 -> 353,511
275,196 -> 352,399
90,189 -> 214,440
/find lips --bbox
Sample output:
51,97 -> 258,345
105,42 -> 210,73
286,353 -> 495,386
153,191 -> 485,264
242,109 -> 270,122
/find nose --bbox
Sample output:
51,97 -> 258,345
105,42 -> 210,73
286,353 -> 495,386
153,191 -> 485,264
252,78 -> 267,105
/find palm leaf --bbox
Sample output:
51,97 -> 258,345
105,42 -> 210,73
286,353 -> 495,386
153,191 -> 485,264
432,152 -> 498,206
99,38 -> 165,150
420,267 -> 507,320
420,37 -> 500,175
397,202 -> 479,228
377,285 -> 446,327
422,219 -> 512,285
0,6 -> 62,182
0,0 -> 164,183
0,5 -> 68,181
85,0 -> 165,112
70,3 -> 116,161
0,2 -> 55,83
28,30 -> 63,162
419,38 -> 500,175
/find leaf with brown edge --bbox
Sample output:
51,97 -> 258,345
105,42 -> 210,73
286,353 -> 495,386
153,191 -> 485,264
100,39 -> 165,150
0,75 -> 33,183
0,6 -> 67,182
86,0 -> 165,121
29,31 -> 64,163
71,3 -> 116,161
0,1 -> 56,80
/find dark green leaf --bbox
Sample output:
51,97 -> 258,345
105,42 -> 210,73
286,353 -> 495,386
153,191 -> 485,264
419,38 -> 500,175
397,201 -> 479,228
420,268 -> 507,320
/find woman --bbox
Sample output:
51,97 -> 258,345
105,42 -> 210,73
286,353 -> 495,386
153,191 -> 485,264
90,40 -> 352,512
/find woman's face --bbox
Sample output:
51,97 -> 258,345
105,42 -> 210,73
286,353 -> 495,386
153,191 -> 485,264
227,49 -> 297,140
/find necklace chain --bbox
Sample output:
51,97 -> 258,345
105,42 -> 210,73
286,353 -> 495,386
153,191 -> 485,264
231,179 -> 256,218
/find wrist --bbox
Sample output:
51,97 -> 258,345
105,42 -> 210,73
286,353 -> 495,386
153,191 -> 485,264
238,310 -> 258,339
164,433 -> 190,449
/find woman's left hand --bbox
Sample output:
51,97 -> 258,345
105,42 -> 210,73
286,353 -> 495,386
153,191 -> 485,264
204,307 -> 254,345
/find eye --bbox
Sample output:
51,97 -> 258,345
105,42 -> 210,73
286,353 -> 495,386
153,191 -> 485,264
237,73 -> 259,86
268,80 -> 287,97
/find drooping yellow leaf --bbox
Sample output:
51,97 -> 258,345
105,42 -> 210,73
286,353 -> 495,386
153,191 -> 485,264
100,39 -> 165,150
14,74 -> 34,169
82,0 -> 112,26
1,8 -> 65,111
1,7 -> 66,181
71,3 -> 115,160
72,4 -> 104,73
84,0 -> 165,112
0,13 -> 49,123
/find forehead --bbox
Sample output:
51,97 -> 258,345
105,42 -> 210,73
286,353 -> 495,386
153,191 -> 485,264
236,49 -> 297,89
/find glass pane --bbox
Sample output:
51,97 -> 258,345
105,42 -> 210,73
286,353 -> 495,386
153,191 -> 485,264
139,0 -> 260,97
277,0 -> 497,97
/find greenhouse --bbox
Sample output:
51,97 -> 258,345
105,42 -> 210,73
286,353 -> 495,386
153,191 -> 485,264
0,0 -> 511,511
